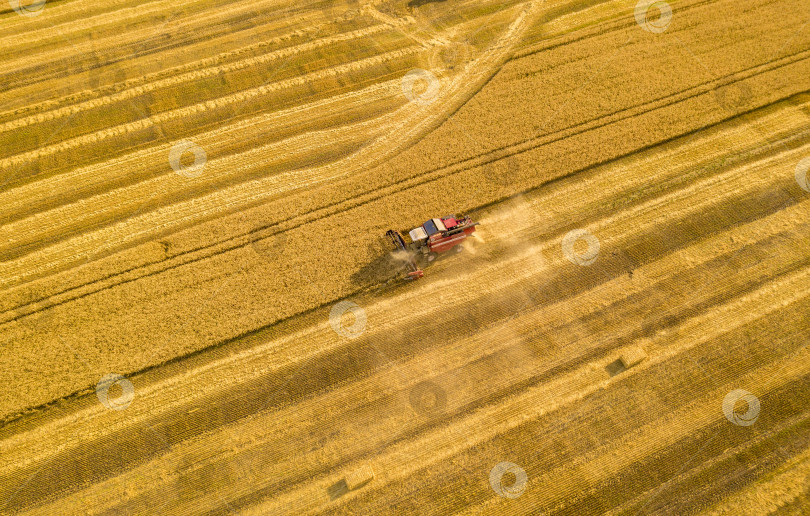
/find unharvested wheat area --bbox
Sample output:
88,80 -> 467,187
1,0 -> 809,514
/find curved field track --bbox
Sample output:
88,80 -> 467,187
2,0 -> 810,514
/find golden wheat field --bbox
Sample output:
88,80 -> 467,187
1,0 -> 810,513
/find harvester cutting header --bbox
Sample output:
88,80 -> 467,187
386,214 -> 479,280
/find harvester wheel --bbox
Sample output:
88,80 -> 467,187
427,252 -> 438,262
454,245 -> 464,253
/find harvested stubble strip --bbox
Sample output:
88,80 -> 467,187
250,282 -> 810,514
0,23 -> 397,134
0,33 -> 413,162
0,80 -> 405,225
0,4 -> 374,119
0,99 -> 407,263
0,45 -> 423,174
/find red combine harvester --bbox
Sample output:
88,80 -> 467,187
385,214 -> 479,280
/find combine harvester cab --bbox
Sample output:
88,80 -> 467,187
386,215 -> 479,280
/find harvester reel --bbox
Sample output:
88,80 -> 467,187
386,229 -> 424,280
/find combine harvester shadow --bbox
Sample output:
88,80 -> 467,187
350,240 -> 414,290
407,0 -> 447,7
